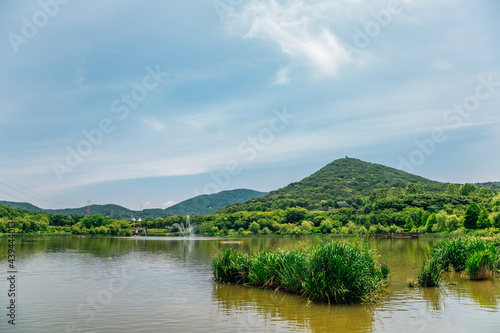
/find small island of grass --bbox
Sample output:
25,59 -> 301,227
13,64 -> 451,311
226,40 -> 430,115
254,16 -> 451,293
211,240 -> 389,304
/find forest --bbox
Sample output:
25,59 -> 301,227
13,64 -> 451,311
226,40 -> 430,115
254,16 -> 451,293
1,182 -> 499,238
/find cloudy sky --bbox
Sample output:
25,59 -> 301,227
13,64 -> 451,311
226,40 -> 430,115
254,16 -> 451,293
0,0 -> 499,210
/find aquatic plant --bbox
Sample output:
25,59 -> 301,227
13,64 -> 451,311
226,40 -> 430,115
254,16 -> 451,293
417,259 -> 442,287
211,241 -> 389,304
414,236 -> 500,286
465,250 -> 494,280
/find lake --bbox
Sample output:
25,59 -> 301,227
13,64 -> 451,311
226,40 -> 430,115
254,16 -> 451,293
1,236 -> 499,332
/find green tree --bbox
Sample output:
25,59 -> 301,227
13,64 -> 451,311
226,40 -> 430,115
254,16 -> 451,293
211,226 -> 219,235
425,213 -> 437,232
460,183 -> 477,196
404,216 -> 415,231
301,221 -> 312,233
477,210 -> 492,229
319,220 -> 333,233
406,183 -> 424,195
331,220 -> 343,230
464,202 -> 481,229
477,187 -> 494,198
446,183 -> 460,196
284,207 -> 307,224
493,213 -> 500,228
248,221 -> 260,234
261,227 -> 272,235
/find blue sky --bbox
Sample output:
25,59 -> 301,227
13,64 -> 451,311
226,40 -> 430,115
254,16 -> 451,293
0,0 -> 499,210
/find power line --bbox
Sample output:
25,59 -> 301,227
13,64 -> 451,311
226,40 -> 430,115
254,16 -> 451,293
0,174 -> 73,208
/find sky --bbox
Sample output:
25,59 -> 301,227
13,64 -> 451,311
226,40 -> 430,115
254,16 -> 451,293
0,0 -> 499,210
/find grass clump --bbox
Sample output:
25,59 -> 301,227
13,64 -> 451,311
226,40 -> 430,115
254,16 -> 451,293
417,259 -> 442,287
211,241 -> 389,304
414,236 -> 500,286
465,250 -> 495,280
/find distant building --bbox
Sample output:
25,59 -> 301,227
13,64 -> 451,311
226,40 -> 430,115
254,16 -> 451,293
336,201 -> 351,209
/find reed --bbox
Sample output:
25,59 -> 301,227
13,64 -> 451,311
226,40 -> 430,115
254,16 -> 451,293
417,259 -> 442,287
415,236 -> 500,286
211,241 -> 389,304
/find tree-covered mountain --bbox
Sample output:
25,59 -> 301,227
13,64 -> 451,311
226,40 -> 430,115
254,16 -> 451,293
475,182 -> 500,192
164,189 -> 267,216
0,189 -> 267,219
219,158 -> 454,213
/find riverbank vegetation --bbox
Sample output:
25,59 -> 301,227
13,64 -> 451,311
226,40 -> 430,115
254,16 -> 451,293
212,240 -> 389,304
1,159 -> 499,238
1,183 -> 500,238
413,236 -> 500,286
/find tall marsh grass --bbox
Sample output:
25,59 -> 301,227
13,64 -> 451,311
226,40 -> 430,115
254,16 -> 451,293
211,241 -> 389,304
415,236 -> 500,285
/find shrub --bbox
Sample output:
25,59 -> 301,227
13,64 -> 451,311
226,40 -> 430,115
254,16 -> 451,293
261,227 -> 272,235
320,220 -> 333,233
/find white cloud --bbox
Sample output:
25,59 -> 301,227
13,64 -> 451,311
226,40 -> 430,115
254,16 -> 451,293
274,67 -> 290,85
228,0 -> 351,80
162,201 -> 177,208
139,117 -> 166,131
433,61 -> 453,70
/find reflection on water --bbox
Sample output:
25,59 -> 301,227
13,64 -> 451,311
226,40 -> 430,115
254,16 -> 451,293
0,236 -> 498,333
213,283 -> 376,333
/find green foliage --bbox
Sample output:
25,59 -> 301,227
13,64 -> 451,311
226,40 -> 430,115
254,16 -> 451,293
406,182 -> 424,195
416,237 -> 500,283
446,183 -> 460,196
404,216 -> 415,231
464,202 -> 481,229
248,221 -> 260,234
219,158 -> 447,213
301,220 -> 313,233
493,213 -> 500,228
1,189 -> 267,219
319,220 -> 333,233
417,259 -> 442,287
465,250 -> 494,280
425,213 -> 438,232
460,183 -> 478,196
211,241 -> 389,304
477,210 -> 492,229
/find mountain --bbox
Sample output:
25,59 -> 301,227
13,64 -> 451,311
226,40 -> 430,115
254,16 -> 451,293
219,157 -> 451,213
475,182 -> 500,191
0,189 -> 267,219
164,189 -> 267,216
0,201 -> 45,213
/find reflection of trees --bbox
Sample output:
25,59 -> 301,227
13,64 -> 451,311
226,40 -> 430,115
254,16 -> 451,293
421,287 -> 445,312
212,282 -> 376,333
452,280 -> 499,310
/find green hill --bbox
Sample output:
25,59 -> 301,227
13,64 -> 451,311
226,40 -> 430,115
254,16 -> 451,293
475,182 -> 500,192
219,157 -> 449,213
164,189 -> 267,216
0,188 -> 267,219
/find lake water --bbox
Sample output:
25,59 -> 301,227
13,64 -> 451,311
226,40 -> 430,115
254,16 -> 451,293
1,236 -> 499,332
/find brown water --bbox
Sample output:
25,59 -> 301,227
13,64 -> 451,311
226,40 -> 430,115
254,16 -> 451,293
0,236 -> 498,332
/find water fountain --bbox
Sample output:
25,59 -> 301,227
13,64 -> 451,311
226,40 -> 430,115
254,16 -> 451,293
180,215 -> 195,237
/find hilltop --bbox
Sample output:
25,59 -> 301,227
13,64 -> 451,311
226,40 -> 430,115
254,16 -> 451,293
219,158 -> 450,213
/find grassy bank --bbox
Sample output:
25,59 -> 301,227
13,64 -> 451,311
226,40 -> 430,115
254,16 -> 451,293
414,236 -> 500,286
212,240 -> 389,304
